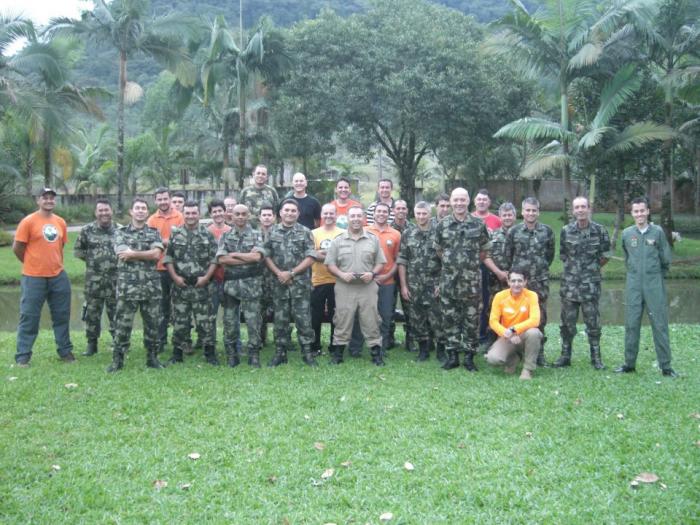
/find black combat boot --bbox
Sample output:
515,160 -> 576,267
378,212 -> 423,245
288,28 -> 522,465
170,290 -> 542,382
106,350 -> 124,373
416,340 -> 430,362
463,351 -> 478,372
268,348 -> 288,367
436,342 -> 447,363
302,346 -> 318,367
204,345 -> 219,366
83,339 -> 98,356
590,344 -> 605,370
248,348 -> 261,368
167,343 -> 184,365
370,345 -> 385,366
553,342 -> 572,368
146,347 -> 165,369
329,345 -> 345,365
441,350 -> 459,370
226,346 -> 240,368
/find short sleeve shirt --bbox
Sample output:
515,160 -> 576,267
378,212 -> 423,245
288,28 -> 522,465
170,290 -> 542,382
325,230 -> 387,274
15,211 -> 68,277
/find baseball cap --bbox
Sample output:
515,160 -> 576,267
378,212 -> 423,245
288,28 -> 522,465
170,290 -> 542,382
37,187 -> 57,197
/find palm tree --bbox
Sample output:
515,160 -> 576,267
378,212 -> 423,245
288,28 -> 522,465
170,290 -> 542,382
647,0 -> 700,243
1,14 -> 39,112
496,65 -> 675,206
201,15 -> 289,189
48,0 -> 198,211
19,36 -> 105,186
487,0 -> 658,201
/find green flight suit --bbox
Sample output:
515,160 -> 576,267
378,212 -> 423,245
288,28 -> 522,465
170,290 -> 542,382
622,223 -> 672,369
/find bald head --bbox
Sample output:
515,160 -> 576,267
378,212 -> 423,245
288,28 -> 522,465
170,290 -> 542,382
231,204 -> 250,228
450,187 -> 470,219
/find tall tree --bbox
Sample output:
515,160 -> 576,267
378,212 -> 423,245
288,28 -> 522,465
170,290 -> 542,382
272,0 -> 532,208
648,0 -> 700,242
48,0 -> 198,211
487,0 -> 658,202
201,15 -> 289,189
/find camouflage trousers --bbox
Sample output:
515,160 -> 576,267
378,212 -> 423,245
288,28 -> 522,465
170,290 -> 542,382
112,297 -> 161,355
528,280 -> 549,348
171,286 -> 214,350
272,285 -> 315,350
559,297 -> 601,345
440,295 -> 481,354
223,294 -> 263,353
83,292 -> 117,342
409,296 -> 442,343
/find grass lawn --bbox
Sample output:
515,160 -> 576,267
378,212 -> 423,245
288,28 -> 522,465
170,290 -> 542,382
1,325 -> 698,523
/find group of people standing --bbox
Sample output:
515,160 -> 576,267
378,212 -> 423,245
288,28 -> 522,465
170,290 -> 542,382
12,167 -> 678,378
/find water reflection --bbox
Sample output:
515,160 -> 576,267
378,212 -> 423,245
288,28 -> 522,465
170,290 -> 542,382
0,280 -> 698,332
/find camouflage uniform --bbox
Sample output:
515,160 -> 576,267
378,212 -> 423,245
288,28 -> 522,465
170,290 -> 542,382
164,224 -> 218,364
264,222 -> 317,365
239,185 -> 279,227
217,225 -> 265,367
397,224 -> 441,359
557,220 -> 611,368
389,219 -> 412,350
74,221 -> 118,353
259,227 -> 275,344
504,222 -> 555,364
488,226 -> 511,299
109,224 -> 164,370
434,214 -> 491,368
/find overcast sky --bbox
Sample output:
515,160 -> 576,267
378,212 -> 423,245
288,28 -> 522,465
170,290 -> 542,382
3,0 -> 90,26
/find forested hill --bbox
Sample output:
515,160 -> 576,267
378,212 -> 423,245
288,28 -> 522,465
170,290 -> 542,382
152,0 -> 528,27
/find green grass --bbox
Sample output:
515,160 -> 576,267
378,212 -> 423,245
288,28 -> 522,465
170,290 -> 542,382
2,214 -> 699,285
1,325 -> 698,523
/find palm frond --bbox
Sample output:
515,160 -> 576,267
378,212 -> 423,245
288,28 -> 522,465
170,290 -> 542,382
521,151 -> 571,179
591,63 -> 640,129
494,117 -> 575,143
606,122 -> 676,153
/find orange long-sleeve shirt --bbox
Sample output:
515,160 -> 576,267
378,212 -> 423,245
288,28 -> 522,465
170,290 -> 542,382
489,288 -> 540,338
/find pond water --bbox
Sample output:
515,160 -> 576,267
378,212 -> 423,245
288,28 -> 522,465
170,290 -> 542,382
0,280 -> 698,333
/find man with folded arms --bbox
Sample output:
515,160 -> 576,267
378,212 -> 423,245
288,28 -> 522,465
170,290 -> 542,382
486,269 -> 542,380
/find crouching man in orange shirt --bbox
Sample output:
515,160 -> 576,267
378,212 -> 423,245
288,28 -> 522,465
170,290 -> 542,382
486,269 -> 542,380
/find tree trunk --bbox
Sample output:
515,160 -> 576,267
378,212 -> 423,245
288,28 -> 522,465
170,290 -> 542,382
659,70 -> 675,246
237,81 -> 246,190
223,137 -> 230,195
610,164 -> 626,251
43,128 -> 52,187
117,51 -> 127,214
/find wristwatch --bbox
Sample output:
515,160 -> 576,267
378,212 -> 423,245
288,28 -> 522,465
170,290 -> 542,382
289,269 -> 296,277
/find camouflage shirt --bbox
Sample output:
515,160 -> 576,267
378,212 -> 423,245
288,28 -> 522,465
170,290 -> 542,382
390,219 -> 411,236
489,226 -> 511,273
560,221 -> 611,301
433,214 -> 491,299
163,224 -> 217,279
504,222 -> 555,283
264,222 -> 316,292
397,225 -> 440,303
74,221 -> 118,297
113,224 -> 164,301
216,224 -> 265,300
239,184 -> 279,224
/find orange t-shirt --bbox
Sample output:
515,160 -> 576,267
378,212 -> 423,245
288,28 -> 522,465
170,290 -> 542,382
147,208 -> 184,270
329,199 -> 362,230
208,222 -> 231,283
14,211 -> 68,277
365,224 -> 401,285
489,288 -> 540,338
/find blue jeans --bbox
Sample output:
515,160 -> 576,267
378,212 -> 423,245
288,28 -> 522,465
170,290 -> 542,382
16,271 -> 73,363
349,282 -> 395,352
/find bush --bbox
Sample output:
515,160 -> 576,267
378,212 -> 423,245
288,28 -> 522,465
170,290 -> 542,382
0,230 -> 13,246
0,195 -> 36,225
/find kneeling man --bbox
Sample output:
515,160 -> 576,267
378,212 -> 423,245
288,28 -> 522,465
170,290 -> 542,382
486,269 -> 542,380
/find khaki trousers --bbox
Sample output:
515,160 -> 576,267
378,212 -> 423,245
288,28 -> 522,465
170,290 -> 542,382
332,281 -> 381,347
486,328 -> 542,371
